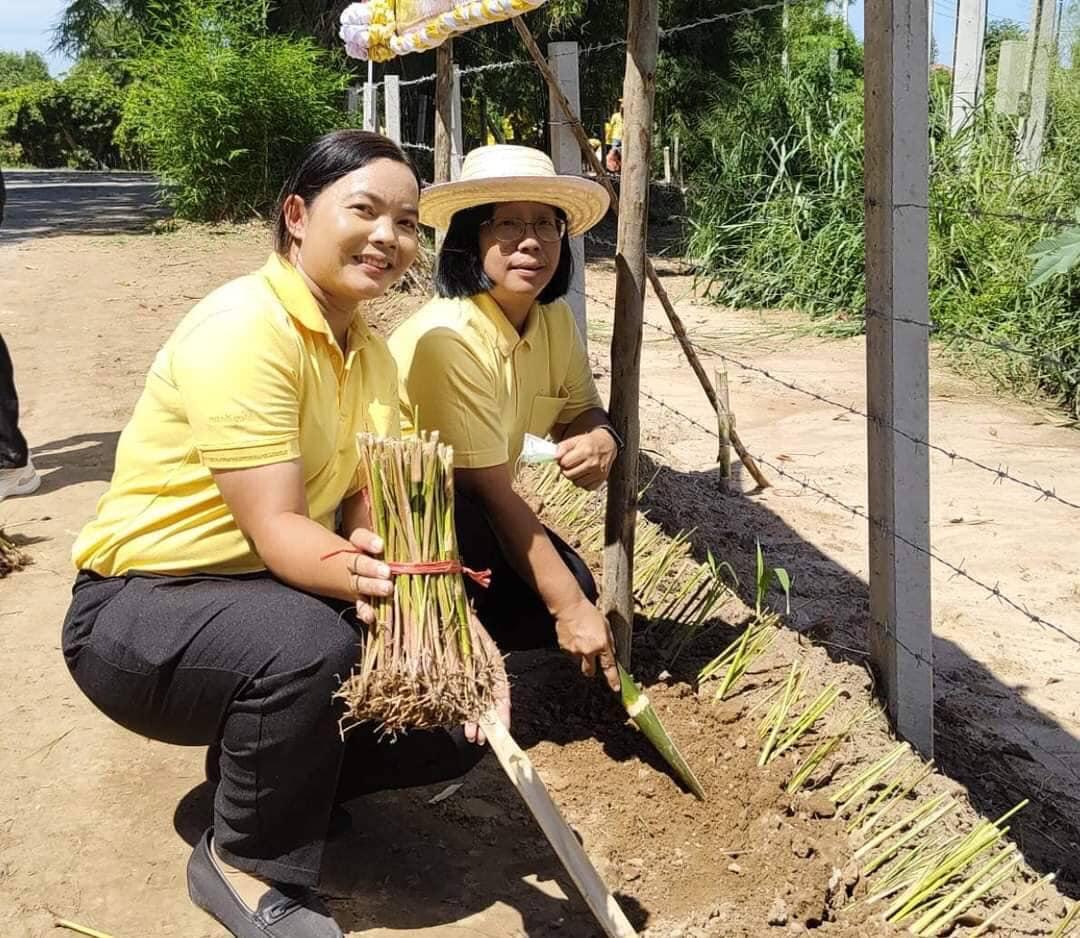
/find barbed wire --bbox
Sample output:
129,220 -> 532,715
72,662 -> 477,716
358,0 -> 804,98
573,282 -> 1080,512
698,267 -> 1079,379
636,386 -> 1080,649
952,206 -> 1080,229
400,140 -> 435,153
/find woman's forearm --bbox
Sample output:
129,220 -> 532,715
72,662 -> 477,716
252,512 -> 380,602
475,484 -> 589,617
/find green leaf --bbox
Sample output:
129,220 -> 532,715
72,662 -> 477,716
1027,228 -> 1080,287
773,567 -> 792,614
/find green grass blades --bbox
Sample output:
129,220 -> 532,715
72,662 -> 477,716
758,662 -> 802,766
619,664 -> 705,801
698,617 -> 778,700
1052,900 -> 1080,937
883,801 -> 1029,927
968,872 -> 1057,936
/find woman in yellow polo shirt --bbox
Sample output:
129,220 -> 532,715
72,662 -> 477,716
390,145 -> 621,694
61,131 -> 503,938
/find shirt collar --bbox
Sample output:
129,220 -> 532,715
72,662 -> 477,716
260,253 -> 371,350
473,292 -> 540,356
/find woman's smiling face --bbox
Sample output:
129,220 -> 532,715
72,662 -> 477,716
479,201 -> 564,303
285,158 -> 420,305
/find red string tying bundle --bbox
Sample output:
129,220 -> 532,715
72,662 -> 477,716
320,548 -> 492,588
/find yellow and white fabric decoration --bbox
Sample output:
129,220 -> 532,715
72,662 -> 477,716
341,0 -> 548,61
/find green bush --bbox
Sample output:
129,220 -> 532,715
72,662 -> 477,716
0,51 -> 50,91
0,62 -> 126,168
118,0 -> 347,220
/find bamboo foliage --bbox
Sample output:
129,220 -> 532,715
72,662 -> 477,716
336,434 -> 499,735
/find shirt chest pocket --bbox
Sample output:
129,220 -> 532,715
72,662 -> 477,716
527,392 -> 569,439
365,400 -> 399,437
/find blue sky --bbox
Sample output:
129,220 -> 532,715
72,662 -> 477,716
0,0 -> 72,75
846,0 -> 1034,65
0,0 -> 1043,76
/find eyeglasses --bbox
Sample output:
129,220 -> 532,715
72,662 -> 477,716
482,217 -> 567,244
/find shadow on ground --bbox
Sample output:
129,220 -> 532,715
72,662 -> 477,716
171,655 -> 657,937
636,454 -> 1080,897
32,431 -> 121,494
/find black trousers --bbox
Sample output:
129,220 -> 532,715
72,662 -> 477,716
454,489 -> 598,651
61,498 -> 596,886
0,333 -> 29,469
62,572 -> 489,886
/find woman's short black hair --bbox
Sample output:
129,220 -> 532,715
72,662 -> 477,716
273,130 -> 421,254
434,203 -> 574,304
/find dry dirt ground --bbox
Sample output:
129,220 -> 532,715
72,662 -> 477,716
1,223 -> 1077,938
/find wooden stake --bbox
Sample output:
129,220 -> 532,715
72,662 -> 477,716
715,367 -> 732,479
434,40 -> 454,253
480,712 -> 639,938
600,0 -> 659,668
512,16 -> 769,491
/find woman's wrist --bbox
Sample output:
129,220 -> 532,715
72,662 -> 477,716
591,423 -> 623,455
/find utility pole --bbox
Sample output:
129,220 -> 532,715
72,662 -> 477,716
950,0 -> 987,134
864,0 -> 934,758
1020,0 -> 1057,169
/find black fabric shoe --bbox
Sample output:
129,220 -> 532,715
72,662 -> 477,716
186,829 -> 343,938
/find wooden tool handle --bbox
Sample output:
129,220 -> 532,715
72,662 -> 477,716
480,712 -> 638,938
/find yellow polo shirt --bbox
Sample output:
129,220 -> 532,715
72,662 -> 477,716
72,253 -> 399,577
389,293 -> 602,471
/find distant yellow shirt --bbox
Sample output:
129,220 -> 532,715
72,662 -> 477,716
605,111 -> 624,145
389,293 -> 602,471
72,254 -> 399,577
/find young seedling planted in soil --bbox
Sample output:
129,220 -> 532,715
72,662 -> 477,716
618,664 -> 705,800
1052,900 -> 1080,937
698,615 -> 778,700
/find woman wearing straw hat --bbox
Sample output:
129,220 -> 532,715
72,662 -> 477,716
61,131 -> 507,938
390,144 -> 621,693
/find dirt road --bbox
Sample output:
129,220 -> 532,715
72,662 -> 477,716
0,224 -> 1076,937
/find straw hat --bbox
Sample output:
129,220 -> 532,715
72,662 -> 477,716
419,145 -> 610,237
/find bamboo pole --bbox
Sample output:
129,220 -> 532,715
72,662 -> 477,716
434,39 -> 454,254
480,712 -> 638,937
715,367 -> 732,478
512,17 -> 769,491
597,0 -> 658,667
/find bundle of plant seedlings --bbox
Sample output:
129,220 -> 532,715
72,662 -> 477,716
335,433 -> 500,736
0,529 -> 29,578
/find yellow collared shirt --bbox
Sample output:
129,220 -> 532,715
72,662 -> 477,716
72,253 -> 399,577
389,293 -> 602,471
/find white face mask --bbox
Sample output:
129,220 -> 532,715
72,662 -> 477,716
518,433 -> 558,465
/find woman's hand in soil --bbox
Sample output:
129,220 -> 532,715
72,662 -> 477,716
555,598 -> 620,692
556,427 -> 617,491
465,615 -> 511,746
345,527 -> 393,625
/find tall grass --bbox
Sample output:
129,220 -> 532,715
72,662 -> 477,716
118,0 -> 346,220
689,35 -> 1080,417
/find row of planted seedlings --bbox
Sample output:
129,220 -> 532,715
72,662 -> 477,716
695,582 -> 1071,936
530,466 -> 1076,938
531,464 -> 737,659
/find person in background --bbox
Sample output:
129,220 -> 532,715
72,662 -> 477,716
0,165 -> 43,502
604,97 -> 624,174
389,144 -> 622,694
61,130 -> 507,938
